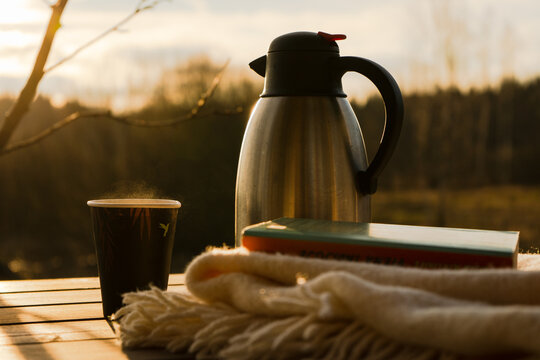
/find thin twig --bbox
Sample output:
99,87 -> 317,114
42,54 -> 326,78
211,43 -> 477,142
0,107 -> 243,156
111,107 -> 244,128
0,60 -> 243,156
1,111 -> 108,155
44,0 -> 166,73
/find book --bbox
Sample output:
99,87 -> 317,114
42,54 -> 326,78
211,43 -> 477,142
240,217 -> 519,268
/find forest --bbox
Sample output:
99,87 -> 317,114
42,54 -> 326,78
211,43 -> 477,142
1,56 -> 539,279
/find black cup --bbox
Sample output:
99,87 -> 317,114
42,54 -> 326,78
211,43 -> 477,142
88,199 -> 181,318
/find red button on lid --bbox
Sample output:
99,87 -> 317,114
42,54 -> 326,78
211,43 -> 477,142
317,31 -> 347,41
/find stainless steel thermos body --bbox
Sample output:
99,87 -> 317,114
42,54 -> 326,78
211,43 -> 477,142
235,31 -> 404,245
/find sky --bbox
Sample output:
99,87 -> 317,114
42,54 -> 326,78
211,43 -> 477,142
1,0 -> 540,111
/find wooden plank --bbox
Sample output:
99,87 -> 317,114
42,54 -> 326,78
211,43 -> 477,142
0,339 -> 194,360
0,319 -> 114,346
169,273 -> 185,285
0,278 -> 99,293
0,274 -> 185,294
0,289 -> 102,308
0,286 -> 189,325
0,285 -> 186,308
0,303 -> 103,325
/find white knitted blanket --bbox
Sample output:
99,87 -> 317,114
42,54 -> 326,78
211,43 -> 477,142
116,248 -> 540,359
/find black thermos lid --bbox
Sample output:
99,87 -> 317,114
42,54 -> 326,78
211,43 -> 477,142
250,31 -> 348,97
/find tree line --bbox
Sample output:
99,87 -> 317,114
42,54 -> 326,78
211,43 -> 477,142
356,77 -> 540,190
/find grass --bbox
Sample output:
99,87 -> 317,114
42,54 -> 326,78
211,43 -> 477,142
372,185 -> 540,253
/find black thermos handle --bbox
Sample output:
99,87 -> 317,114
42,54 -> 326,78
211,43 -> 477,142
335,56 -> 404,194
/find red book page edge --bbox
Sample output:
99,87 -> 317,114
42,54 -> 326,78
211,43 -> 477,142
242,236 -> 515,269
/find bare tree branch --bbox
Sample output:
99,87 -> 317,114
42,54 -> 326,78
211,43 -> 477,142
45,0 -> 166,74
0,109 -> 244,156
0,60 -> 243,156
0,0 -> 240,157
0,0 -> 68,150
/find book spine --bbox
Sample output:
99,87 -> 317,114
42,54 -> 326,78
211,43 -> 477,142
241,235 -> 515,268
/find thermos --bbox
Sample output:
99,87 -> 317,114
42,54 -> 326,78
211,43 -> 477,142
235,31 -> 404,245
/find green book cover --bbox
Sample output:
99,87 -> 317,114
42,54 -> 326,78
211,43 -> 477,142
242,217 -> 519,258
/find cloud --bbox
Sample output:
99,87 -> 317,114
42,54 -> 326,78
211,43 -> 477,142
1,0 -> 539,110
0,76 -> 25,94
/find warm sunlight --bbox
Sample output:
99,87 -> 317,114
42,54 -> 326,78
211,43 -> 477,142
0,2 -> 46,77
0,30 -> 35,47
1,2 -> 540,358
0,1 -> 45,24
0,31 -> 39,76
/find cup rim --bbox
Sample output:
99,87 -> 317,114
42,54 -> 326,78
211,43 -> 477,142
87,199 -> 181,208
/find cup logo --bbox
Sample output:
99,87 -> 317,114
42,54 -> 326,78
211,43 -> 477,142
159,223 -> 170,237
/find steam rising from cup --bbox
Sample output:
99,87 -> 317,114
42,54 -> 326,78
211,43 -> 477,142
100,180 -> 167,200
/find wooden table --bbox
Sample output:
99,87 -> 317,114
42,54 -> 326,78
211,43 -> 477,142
0,274 -> 190,359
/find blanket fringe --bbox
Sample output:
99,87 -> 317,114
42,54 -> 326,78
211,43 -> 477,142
116,287 -> 455,360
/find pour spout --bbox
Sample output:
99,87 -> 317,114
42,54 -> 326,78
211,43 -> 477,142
249,55 -> 267,77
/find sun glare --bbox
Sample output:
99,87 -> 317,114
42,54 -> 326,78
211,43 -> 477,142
0,31 -> 36,47
0,1 -> 46,24
0,2 -> 48,77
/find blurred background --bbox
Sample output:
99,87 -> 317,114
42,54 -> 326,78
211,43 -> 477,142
1,0 -> 539,279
